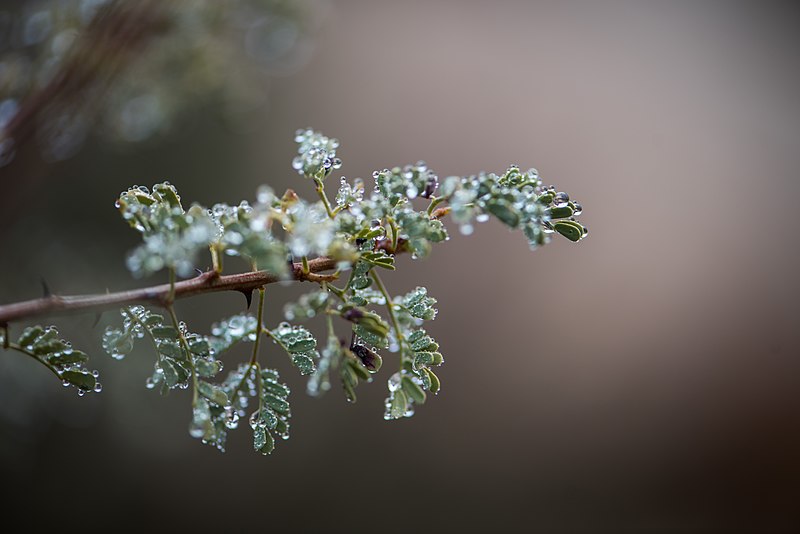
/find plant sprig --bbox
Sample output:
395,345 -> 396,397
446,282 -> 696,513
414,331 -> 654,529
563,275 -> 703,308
0,128 -> 587,455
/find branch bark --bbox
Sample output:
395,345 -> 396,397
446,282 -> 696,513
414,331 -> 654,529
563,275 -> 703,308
0,257 -> 338,326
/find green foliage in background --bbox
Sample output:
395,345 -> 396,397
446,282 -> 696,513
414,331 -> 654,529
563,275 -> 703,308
0,128 -> 587,455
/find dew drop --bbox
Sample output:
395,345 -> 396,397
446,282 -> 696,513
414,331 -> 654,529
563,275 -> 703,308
554,192 -> 569,207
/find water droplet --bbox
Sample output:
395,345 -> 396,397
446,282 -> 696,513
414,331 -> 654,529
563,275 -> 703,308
388,372 -> 402,392
93,382 -> 103,393
459,224 -> 474,236
476,213 -> 489,223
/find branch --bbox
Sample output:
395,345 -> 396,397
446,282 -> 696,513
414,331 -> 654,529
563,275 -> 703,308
0,0 -> 171,158
0,257 -> 338,326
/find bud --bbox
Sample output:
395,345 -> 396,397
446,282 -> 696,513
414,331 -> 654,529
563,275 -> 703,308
350,344 -> 382,373
341,306 -> 390,339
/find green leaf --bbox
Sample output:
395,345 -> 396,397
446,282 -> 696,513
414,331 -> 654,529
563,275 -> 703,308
105,306 -> 219,390
486,199 -> 521,227
361,250 -> 396,270
209,204 -> 290,277
102,327 -> 134,360
48,349 -> 89,368
546,206 -> 574,219
194,358 -> 223,378
349,260 -> 373,291
17,326 -> 44,347
291,352 -> 316,376
293,128 -> 341,179
269,323 -> 318,375
253,426 -> 275,455
553,220 -> 585,242
160,358 -> 187,388
341,306 -> 390,342
404,329 -> 445,393
209,314 -> 258,355
400,286 -> 438,321
426,369 -> 441,394
352,324 -> 389,349
62,370 -> 96,391
401,375 -> 427,405
117,183 -> 218,278
247,368 -> 291,455
387,388 -> 409,420
283,290 -> 330,321
6,325 -> 99,393
197,381 -> 229,406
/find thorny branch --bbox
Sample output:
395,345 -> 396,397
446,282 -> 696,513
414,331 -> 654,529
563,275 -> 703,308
0,257 -> 339,326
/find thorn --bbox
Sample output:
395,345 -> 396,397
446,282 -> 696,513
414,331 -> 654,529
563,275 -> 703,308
241,289 -> 254,310
41,277 -> 51,297
194,268 -> 203,276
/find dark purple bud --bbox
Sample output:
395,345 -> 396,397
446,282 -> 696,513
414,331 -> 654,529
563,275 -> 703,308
350,344 -> 382,372
421,173 -> 438,199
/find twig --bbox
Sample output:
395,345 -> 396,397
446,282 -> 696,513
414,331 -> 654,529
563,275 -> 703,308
0,257 -> 338,325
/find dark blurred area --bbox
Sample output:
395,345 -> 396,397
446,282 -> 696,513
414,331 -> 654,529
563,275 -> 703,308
2,1 -> 799,532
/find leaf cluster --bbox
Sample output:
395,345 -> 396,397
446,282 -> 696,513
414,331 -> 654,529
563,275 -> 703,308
0,127 -> 587,456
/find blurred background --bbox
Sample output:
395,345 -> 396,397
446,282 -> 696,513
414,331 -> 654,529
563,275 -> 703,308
1,1 -> 799,532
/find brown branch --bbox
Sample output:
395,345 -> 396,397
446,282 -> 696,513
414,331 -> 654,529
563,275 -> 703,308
0,257 -> 338,326
0,0 -> 172,166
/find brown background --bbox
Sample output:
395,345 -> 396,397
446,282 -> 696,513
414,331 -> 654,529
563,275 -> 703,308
1,1 -> 799,532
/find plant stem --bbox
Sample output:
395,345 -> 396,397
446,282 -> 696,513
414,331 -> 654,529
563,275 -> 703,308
426,196 -> 447,216
249,288 -> 266,367
388,218 -> 399,252
210,246 -> 223,274
327,284 -> 346,301
166,302 -> 198,405
369,270 -> 405,368
314,177 -> 336,219
230,287 -> 266,401
0,257 -> 339,325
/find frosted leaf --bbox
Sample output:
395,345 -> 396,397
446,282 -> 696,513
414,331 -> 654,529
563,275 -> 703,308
292,128 -> 340,179
268,323 -> 318,375
8,325 -> 97,394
